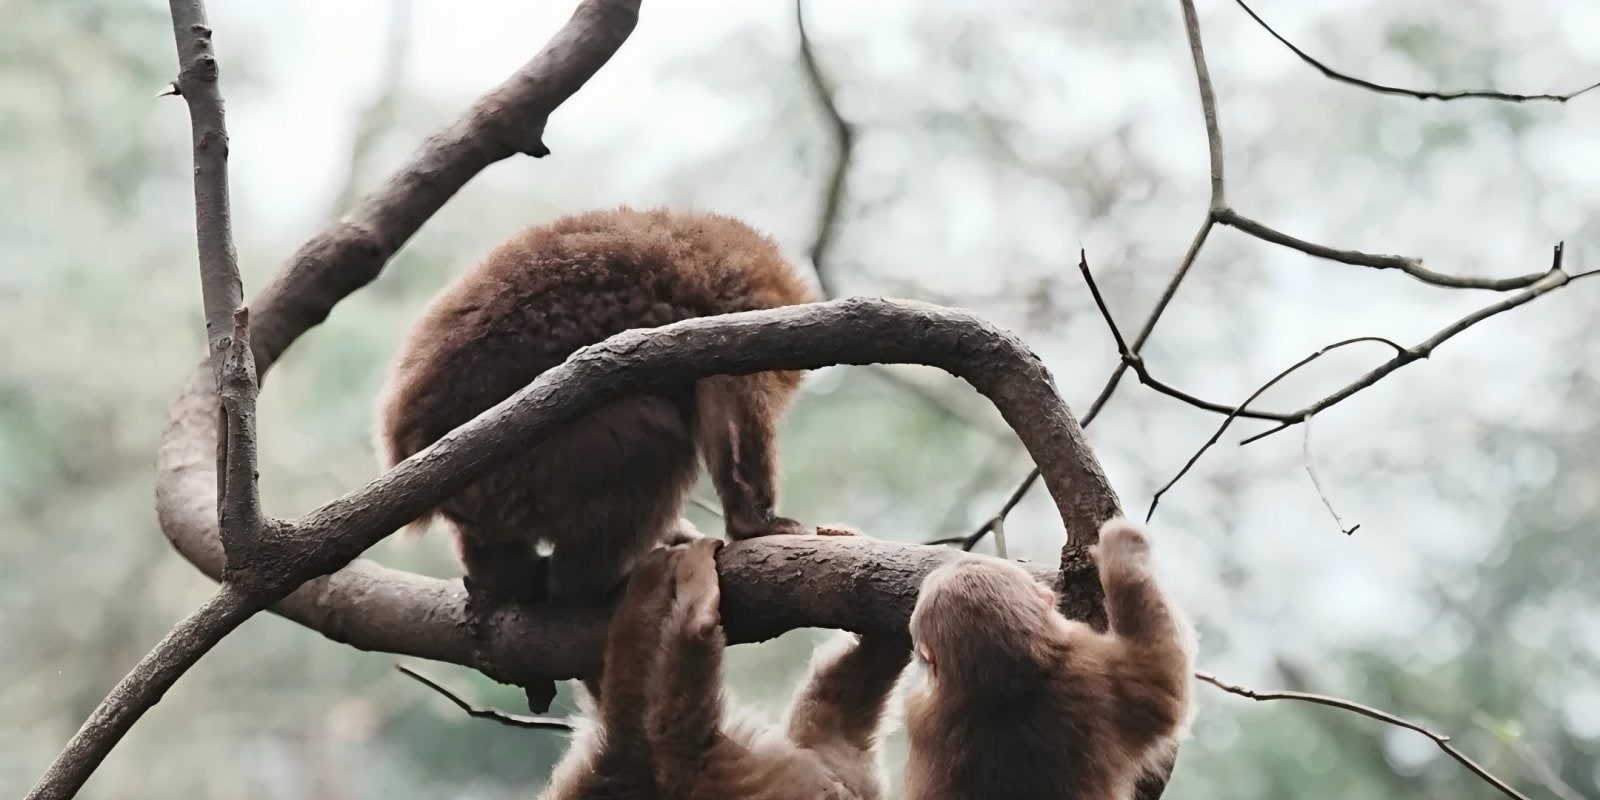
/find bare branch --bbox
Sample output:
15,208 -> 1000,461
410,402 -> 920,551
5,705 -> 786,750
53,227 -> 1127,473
24,585 -> 260,800
1241,249 -> 1590,446
395,664 -> 573,731
167,0 -> 241,374
1147,336 -> 1405,521
216,307 -> 263,566
948,0 -> 1231,552
1229,0 -> 1600,104
1181,0 -> 1225,209
1216,209 -> 1552,292
1198,670 -> 1535,800
1078,250 -> 1293,423
795,0 -> 851,300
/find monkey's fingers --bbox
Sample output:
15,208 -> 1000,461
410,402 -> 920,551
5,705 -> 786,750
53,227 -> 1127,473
624,545 -> 681,603
673,539 -> 723,633
814,523 -> 862,537
1091,518 -> 1152,566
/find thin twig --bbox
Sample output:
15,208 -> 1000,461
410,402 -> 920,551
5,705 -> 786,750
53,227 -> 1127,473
1180,0 -> 1225,209
1230,0 -> 1600,104
1079,250 -> 1294,423
941,0 -> 1228,552
1147,336 -> 1405,522
1301,413 -> 1358,535
1198,670 -> 1535,800
396,664 -> 573,731
795,0 -> 851,300
1241,245 -> 1588,445
1217,208 -> 1551,292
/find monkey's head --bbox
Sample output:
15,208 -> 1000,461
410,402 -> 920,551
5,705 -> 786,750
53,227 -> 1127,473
909,555 -> 1065,691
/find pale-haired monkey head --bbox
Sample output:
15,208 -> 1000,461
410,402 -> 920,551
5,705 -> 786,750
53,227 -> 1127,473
909,556 -> 1063,688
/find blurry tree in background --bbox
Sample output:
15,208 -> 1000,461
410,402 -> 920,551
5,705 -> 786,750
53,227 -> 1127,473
5,0 -> 1600,798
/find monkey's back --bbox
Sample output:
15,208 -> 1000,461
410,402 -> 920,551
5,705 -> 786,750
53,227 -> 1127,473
380,206 -> 815,461
375,207 -> 816,603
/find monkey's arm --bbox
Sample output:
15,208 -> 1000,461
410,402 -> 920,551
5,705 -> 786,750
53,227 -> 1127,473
785,632 -> 911,752
695,375 -> 807,539
595,548 -> 678,741
1093,520 -> 1186,651
1093,519 -> 1194,746
644,540 -> 733,791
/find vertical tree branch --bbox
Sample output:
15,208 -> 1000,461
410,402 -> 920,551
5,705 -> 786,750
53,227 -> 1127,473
165,0 -> 262,569
32,2 -> 648,797
796,0 -> 851,300
167,0 -> 241,374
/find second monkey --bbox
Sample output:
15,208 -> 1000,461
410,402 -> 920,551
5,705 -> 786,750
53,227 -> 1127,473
375,206 -> 819,610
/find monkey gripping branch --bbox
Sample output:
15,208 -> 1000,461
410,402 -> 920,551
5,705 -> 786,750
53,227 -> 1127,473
25,1 -> 1172,799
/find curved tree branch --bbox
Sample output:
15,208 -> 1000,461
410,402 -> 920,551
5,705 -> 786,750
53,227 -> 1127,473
158,298 -> 1120,684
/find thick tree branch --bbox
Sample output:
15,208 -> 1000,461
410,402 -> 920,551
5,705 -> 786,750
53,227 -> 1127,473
158,299 -> 1123,653
247,0 -> 643,370
31,3 -> 644,798
26,6 -> 273,799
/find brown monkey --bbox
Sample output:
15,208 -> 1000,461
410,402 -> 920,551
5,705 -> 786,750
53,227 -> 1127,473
904,517 -> 1196,800
374,207 -> 818,610
541,537 -> 910,800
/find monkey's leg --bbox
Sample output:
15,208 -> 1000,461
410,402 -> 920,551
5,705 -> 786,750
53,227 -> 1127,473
595,547 -> 680,748
453,524 -> 550,635
644,539 -> 732,793
695,375 -> 807,540
539,396 -> 701,606
785,631 -> 911,752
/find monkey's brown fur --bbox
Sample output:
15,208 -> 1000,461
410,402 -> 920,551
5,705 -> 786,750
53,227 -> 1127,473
904,518 -> 1196,800
375,207 -> 818,608
539,537 -> 910,800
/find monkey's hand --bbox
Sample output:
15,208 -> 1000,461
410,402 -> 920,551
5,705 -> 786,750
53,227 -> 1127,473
814,523 -> 862,537
671,538 -> 725,637
725,512 -> 809,541
1090,518 -> 1152,571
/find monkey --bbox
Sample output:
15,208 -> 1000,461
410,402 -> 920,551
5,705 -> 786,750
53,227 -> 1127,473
540,535 -> 911,800
373,206 -> 820,612
902,517 -> 1197,800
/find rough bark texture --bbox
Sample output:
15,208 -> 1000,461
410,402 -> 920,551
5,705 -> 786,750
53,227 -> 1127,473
157,298 -> 1113,684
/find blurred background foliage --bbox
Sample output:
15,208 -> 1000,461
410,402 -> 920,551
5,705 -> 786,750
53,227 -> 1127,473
4,0 -> 1600,797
